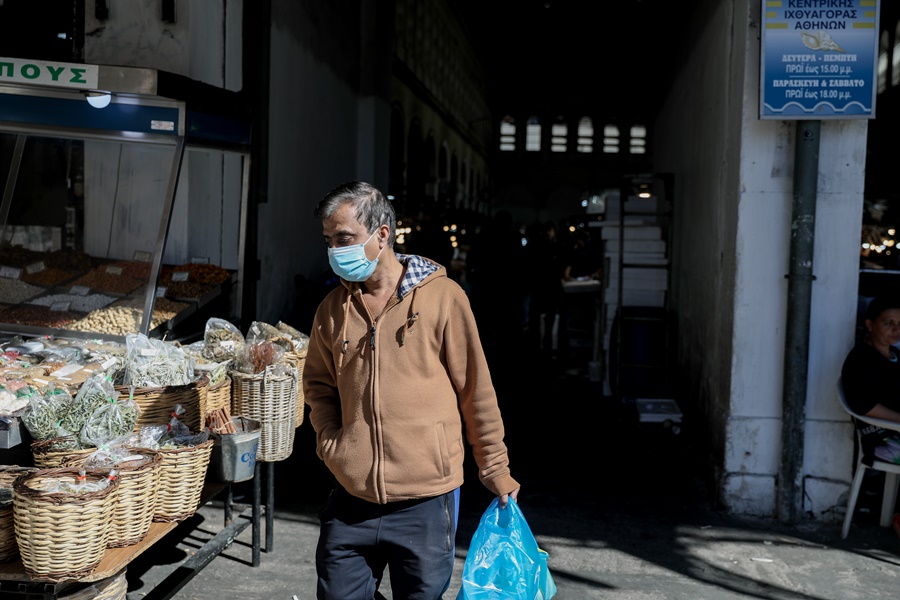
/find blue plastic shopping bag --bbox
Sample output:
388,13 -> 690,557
457,497 -> 557,600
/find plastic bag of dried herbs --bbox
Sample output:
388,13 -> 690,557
233,340 -> 285,374
156,404 -> 209,447
79,394 -> 141,448
43,467 -> 116,494
203,317 -> 245,362
82,439 -> 145,470
21,385 -> 72,441
276,321 -> 310,351
183,341 -> 229,385
124,333 -> 194,387
61,373 -> 117,435
117,424 -> 168,450
246,321 -> 295,352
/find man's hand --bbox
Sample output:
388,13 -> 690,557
499,487 -> 521,509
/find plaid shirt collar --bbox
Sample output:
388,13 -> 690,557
395,254 -> 440,298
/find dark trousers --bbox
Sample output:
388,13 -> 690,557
316,486 -> 460,600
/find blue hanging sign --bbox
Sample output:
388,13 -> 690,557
760,0 -> 880,119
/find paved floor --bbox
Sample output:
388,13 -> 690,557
122,331 -> 900,599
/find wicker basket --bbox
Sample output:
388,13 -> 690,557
32,436 -> 96,469
230,365 -> 298,462
59,568 -> 127,600
106,450 -> 161,547
13,468 -> 119,581
283,349 -> 307,428
152,439 -> 213,522
0,466 -> 38,563
206,377 -> 231,415
115,376 -> 209,433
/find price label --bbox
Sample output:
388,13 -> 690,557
133,251 -> 152,263
101,357 -> 118,370
172,271 -> 189,282
50,364 -> 83,378
0,266 -> 21,279
25,262 -> 46,274
155,286 -> 167,298
69,285 -> 90,296
50,301 -> 71,312
140,348 -> 159,357
191,256 -> 209,264
105,265 -> 123,276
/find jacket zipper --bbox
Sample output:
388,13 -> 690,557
369,324 -> 376,349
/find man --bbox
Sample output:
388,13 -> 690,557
303,181 -> 520,599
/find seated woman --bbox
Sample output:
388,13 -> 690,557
841,293 -> 900,465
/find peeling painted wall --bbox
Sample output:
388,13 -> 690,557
655,0 -> 863,518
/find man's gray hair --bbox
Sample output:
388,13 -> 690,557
314,181 -> 396,247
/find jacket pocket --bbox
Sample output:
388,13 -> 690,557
437,422 -> 451,477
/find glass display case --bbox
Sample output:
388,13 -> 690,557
0,57 -> 251,342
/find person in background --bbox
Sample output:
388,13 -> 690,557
525,220 -> 571,355
303,181 -> 520,600
467,210 -> 527,365
841,293 -> 900,465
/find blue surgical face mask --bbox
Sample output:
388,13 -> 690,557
327,229 -> 385,282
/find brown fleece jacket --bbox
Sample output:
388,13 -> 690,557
302,257 -> 519,504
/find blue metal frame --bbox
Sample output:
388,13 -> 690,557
0,93 -> 180,137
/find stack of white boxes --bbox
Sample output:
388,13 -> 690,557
595,192 -> 670,396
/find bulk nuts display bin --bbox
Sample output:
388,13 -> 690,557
0,56 -> 252,343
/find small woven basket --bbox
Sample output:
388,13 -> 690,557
0,466 -> 38,563
205,377 -> 232,415
31,436 -> 96,469
13,467 -> 119,581
115,376 -> 209,433
59,568 -> 127,600
230,365 -> 298,462
283,349 -> 307,428
152,439 -> 214,522
99,451 -> 161,548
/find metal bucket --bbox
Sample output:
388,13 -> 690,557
210,416 -> 261,483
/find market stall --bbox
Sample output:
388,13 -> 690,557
0,58 -> 295,599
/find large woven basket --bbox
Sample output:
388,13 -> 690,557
115,376 -> 209,433
283,350 -> 307,428
230,365 -> 298,462
152,439 -> 213,522
13,468 -> 119,581
0,466 -> 38,563
31,436 -> 96,469
59,568 -> 127,600
105,450 -> 161,547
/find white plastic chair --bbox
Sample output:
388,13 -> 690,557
837,376 -> 900,538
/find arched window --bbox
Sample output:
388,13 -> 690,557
551,116 -> 567,153
525,116 -> 541,152
603,124 -> 620,154
499,115 -> 516,152
878,30 -> 889,94
629,125 -> 647,155
893,20 -> 900,87
576,117 -> 593,153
